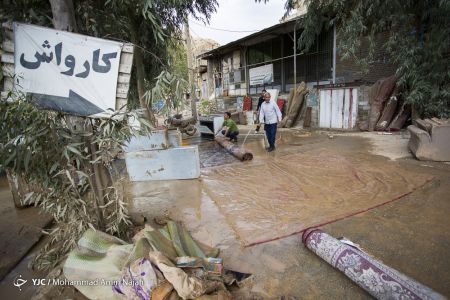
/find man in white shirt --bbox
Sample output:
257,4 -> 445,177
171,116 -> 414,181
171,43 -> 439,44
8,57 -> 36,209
259,92 -> 282,152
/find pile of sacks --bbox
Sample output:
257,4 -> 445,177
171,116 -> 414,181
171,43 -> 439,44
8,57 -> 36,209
63,221 -> 250,299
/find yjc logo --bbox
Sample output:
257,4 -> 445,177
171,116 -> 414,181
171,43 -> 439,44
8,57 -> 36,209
32,279 -> 47,286
13,275 -> 27,291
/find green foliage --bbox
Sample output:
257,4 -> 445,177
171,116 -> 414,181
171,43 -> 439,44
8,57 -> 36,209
198,99 -> 217,116
0,0 -> 218,110
0,89 -> 151,270
0,0 -> 218,270
145,70 -> 190,116
0,0 -> 52,27
292,0 -> 450,118
73,0 -> 217,109
168,41 -> 189,82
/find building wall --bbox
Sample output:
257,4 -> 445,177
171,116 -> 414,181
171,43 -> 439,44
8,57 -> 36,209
335,31 -> 397,84
357,85 -> 371,128
201,28 -> 395,130
221,49 -> 247,97
307,84 -> 371,130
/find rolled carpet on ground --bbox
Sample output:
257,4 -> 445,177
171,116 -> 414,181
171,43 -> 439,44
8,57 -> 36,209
302,228 -> 445,300
215,136 -> 253,161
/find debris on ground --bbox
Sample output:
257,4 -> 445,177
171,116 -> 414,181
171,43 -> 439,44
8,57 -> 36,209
302,228 -> 446,300
166,114 -> 198,136
63,221 -> 251,299
280,82 -> 308,128
214,136 -> 253,161
408,118 -> 450,161
359,75 -> 412,132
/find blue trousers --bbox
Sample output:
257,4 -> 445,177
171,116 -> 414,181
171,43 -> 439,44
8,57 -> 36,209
222,130 -> 239,140
264,123 -> 277,148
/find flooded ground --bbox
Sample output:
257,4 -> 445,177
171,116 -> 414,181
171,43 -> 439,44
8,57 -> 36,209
202,148 -> 432,246
130,129 -> 450,298
0,177 -> 52,299
1,129 -> 449,299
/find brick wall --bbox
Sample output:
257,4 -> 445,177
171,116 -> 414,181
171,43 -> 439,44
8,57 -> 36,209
356,85 -> 371,128
335,31 -> 397,84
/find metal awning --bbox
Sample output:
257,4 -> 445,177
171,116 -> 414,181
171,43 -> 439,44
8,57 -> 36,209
197,17 -> 303,59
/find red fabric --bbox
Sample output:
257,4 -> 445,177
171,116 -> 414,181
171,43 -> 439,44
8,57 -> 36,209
277,99 -> 285,113
243,96 -> 252,111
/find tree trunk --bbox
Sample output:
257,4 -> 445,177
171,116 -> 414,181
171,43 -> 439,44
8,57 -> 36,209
129,11 -> 155,124
134,47 -> 155,123
184,20 -> 198,120
49,0 -> 78,32
49,1 -> 105,229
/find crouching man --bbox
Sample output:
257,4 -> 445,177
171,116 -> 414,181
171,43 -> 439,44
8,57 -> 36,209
216,112 -> 239,142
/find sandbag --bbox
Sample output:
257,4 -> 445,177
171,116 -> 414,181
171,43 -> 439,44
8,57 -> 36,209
368,75 -> 397,131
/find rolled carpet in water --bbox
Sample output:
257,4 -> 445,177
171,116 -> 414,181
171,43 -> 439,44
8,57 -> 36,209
215,136 -> 253,161
302,228 -> 445,300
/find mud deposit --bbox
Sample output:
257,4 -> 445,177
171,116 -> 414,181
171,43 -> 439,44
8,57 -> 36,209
130,131 -> 450,298
202,149 -> 432,246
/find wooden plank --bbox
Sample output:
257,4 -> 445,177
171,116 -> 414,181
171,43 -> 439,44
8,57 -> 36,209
304,107 -> 312,128
1,22 -> 13,30
2,63 -> 14,77
119,63 -> 132,74
430,117 -> 446,125
3,29 -> 13,41
118,52 -> 133,74
351,88 -> 358,128
116,82 -> 130,95
1,53 -> 14,64
116,92 -> 128,99
122,43 -> 134,53
2,40 -> 14,52
119,52 -> 134,65
116,98 -> 127,110
118,73 -> 131,84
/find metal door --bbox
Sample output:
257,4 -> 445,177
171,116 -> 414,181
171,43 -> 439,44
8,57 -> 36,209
319,88 -> 358,129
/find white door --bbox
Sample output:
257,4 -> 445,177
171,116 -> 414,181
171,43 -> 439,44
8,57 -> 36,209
319,88 -> 358,129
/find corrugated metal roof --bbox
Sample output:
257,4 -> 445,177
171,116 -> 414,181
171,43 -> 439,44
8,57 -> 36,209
197,17 -> 303,59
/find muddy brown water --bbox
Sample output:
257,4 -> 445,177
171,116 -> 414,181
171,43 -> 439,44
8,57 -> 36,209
202,149 -> 432,246
129,131 -> 450,298
0,178 -> 51,300
1,131 -> 449,299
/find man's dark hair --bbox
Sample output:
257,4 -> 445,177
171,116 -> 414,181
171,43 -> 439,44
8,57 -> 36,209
225,112 -> 231,118
262,89 -> 267,92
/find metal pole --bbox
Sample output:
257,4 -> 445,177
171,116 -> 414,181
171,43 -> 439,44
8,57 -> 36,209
294,24 -> 297,92
333,24 -> 336,84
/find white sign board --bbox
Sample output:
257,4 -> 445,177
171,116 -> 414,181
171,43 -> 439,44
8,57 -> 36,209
14,23 -> 122,116
249,64 -> 273,86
